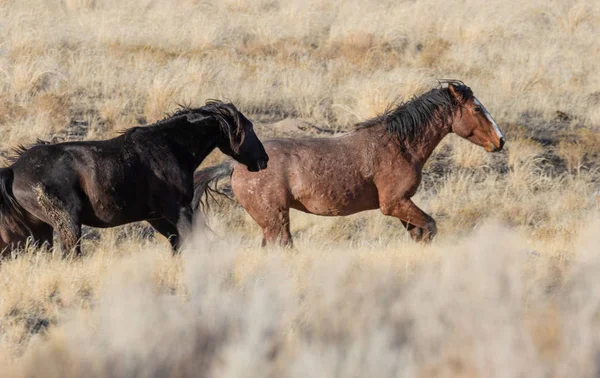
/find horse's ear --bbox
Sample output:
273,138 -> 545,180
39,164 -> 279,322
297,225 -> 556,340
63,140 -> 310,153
448,84 -> 464,102
186,113 -> 209,123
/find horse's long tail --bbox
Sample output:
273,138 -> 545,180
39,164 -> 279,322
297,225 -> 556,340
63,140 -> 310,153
192,160 -> 235,212
0,168 -> 25,230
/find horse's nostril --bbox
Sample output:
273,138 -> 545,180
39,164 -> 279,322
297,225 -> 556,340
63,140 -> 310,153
499,137 -> 506,150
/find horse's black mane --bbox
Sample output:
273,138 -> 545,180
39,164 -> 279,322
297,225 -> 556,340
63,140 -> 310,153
157,100 -> 242,128
7,139 -> 53,164
356,80 -> 473,147
133,100 -> 245,150
118,100 -> 241,131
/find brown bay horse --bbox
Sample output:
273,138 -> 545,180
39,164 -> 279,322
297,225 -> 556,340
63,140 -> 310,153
0,101 -> 269,256
194,82 -> 505,246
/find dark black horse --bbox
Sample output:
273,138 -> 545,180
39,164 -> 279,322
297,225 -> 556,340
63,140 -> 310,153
0,100 -> 269,256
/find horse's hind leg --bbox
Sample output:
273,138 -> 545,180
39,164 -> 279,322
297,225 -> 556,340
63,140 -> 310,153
280,211 -> 292,247
232,171 -> 293,248
48,212 -> 80,257
259,209 -> 292,248
31,185 -> 82,257
148,218 -> 179,252
0,223 -> 53,258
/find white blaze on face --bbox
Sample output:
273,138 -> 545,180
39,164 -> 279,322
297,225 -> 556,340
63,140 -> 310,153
474,97 -> 504,139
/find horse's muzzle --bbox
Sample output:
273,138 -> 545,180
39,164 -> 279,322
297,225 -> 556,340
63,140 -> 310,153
498,137 -> 506,151
488,137 -> 505,152
257,159 -> 268,170
247,156 -> 269,172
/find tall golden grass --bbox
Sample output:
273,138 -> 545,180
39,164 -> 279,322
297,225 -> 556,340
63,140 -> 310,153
1,0 -> 599,376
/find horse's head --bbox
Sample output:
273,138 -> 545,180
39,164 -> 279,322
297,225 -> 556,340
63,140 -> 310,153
448,83 -> 505,152
201,101 -> 269,172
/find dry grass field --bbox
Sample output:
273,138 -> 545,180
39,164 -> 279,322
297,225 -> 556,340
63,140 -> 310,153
1,0 -> 600,376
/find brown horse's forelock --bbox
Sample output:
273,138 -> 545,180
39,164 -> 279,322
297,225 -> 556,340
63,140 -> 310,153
167,100 -> 245,153
356,80 -> 473,148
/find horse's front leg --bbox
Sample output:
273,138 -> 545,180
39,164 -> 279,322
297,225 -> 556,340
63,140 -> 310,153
399,220 -> 435,243
160,203 -> 193,253
381,198 -> 437,243
147,218 -> 179,251
175,205 -> 193,245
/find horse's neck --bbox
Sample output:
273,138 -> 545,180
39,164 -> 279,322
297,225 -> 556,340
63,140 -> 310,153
360,122 -> 449,167
158,121 -> 221,169
406,126 -> 449,166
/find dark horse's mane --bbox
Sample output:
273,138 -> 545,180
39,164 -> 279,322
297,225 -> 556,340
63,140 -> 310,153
131,100 -> 246,152
8,101 -> 246,164
356,80 -> 473,147
7,139 -> 53,164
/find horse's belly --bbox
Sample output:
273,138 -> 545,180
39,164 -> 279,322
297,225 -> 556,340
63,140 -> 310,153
291,201 -> 376,216
80,214 -> 142,228
291,186 -> 379,216
81,197 -> 155,228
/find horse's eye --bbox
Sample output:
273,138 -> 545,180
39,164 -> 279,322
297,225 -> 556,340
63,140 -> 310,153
473,106 -> 482,113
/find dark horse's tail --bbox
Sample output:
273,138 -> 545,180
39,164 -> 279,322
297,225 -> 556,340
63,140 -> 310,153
0,168 -> 26,231
192,160 -> 235,212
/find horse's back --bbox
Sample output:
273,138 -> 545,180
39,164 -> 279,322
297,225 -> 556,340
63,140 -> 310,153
10,141 -> 120,197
